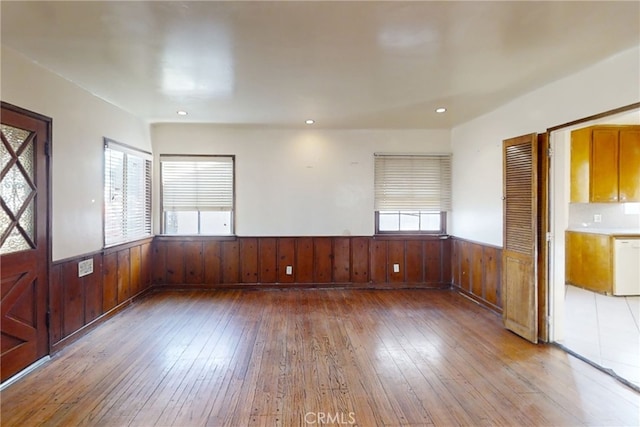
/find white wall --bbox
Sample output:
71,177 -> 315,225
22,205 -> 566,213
451,45 -> 640,246
152,125 -> 450,236
1,46 -> 151,261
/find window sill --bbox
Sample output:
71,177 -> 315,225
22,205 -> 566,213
154,234 -> 237,242
373,233 -> 450,240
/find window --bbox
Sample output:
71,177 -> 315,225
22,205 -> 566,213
374,154 -> 451,234
160,155 -> 234,235
104,139 -> 152,246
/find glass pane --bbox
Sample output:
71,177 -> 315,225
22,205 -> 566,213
19,198 -> 35,243
0,227 -> 30,255
18,141 -> 34,180
378,211 -> 400,231
1,141 -> 11,172
400,211 -> 420,231
1,163 -> 33,216
1,124 -> 31,153
0,206 -> 10,237
164,211 -> 198,234
420,212 -> 442,231
201,211 -> 232,235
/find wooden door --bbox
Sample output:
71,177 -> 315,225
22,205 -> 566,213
619,127 -> 640,202
503,133 -> 538,343
1,103 -> 51,382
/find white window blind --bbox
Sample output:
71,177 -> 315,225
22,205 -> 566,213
374,154 -> 452,211
104,139 -> 152,246
161,156 -> 234,212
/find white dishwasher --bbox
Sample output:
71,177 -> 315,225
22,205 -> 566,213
614,238 -> 640,296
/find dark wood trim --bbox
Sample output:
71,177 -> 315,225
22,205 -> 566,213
547,102 -> 640,132
103,236 -> 154,254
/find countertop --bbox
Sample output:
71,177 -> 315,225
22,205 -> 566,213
566,228 -> 640,237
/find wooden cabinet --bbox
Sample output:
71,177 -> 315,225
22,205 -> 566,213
565,231 -> 612,293
570,125 -> 640,203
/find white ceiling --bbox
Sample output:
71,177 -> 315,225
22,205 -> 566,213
1,1 -> 639,129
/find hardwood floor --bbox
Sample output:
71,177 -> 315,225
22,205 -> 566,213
1,289 -> 638,426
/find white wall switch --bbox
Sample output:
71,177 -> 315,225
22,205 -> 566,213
78,258 -> 93,277
393,263 -> 400,273
594,214 -> 602,223
286,265 -> 293,275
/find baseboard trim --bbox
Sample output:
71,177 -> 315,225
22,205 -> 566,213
0,356 -> 51,390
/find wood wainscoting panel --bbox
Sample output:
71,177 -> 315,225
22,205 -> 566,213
240,238 -> 259,284
296,237 -> 314,283
313,237 -> 333,283
451,237 -> 503,313
50,239 -> 153,350
258,238 -> 277,283
184,242 -> 205,284
152,236 -> 450,288
203,240 -> 222,284
84,254 -> 103,324
351,237 -> 369,283
332,237 -> 351,282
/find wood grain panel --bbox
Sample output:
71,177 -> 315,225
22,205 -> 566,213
258,238 -> 277,283
590,128 -> 619,202
388,240 -> 405,283
460,241 -> 471,291
471,244 -> 484,297
424,240 -> 441,283
619,128 -> 640,202
83,255 -> 103,324
166,242 -> 185,285
296,237 -> 314,283
117,249 -> 131,303
484,247 -> 501,308
222,241 -> 240,284
370,240 -> 388,283
441,239 -> 452,284
152,241 -> 167,285
332,237 -> 351,283
140,243 -> 152,291
204,241 -> 222,284
451,240 -> 461,286
62,262 -> 83,338
240,238 -> 259,283
129,245 -> 142,296
102,252 -> 118,312
277,238 -> 295,283
184,242 -> 204,284
351,237 -> 369,283
49,264 -> 63,344
405,241 -> 423,283
313,238 -> 333,283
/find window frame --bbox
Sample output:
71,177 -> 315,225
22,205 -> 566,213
103,138 -> 152,248
159,154 -> 235,236
374,153 -> 451,236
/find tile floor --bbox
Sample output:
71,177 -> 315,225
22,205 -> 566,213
562,284 -> 640,388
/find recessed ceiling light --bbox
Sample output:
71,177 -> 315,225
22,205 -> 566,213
177,110 -> 188,116
305,119 -> 315,125
435,107 -> 447,113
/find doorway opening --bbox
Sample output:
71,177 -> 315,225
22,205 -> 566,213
548,104 -> 640,389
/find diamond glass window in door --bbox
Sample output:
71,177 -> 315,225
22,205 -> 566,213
0,123 -> 36,255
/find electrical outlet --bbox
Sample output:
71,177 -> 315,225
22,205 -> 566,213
594,214 -> 602,223
286,265 -> 293,275
78,259 -> 93,277
393,263 -> 400,273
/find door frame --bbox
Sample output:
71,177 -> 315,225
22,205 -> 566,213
546,102 -> 640,343
1,101 -> 53,371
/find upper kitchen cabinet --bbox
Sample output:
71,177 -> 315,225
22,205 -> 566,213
570,125 -> 640,203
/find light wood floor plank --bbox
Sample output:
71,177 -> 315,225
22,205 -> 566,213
1,289 -> 638,427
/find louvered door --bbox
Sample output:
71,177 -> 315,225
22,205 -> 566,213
503,133 -> 538,343
1,103 -> 51,382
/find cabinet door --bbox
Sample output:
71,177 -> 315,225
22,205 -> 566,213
619,129 -> 640,202
570,127 -> 591,203
590,129 -> 619,202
